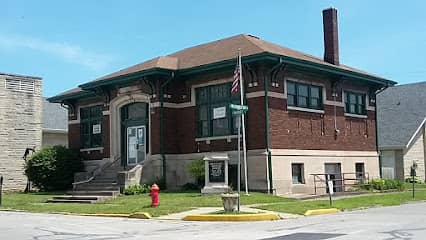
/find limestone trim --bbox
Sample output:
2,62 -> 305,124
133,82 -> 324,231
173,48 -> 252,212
287,106 -> 325,114
109,93 -> 151,160
344,113 -> 368,119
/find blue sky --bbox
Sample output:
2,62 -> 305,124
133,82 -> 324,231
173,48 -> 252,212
2,1 -> 426,97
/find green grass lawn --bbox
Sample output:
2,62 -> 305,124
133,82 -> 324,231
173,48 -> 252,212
2,186 -> 426,217
258,190 -> 426,215
0,192 -> 291,217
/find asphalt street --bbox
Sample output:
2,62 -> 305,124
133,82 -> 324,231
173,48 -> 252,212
1,202 -> 426,240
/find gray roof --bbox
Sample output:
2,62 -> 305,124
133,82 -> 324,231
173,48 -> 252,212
43,98 -> 68,131
377,81 -> 426,148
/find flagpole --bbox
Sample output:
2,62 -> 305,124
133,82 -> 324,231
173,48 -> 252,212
238,49 -> 249,195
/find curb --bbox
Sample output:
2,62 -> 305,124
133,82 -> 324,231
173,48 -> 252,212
304,208 -> 340,216
182,213 -> 280,221
129,212 -> 152,219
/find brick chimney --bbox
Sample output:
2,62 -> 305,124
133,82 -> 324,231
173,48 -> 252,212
323,8 -> 339,65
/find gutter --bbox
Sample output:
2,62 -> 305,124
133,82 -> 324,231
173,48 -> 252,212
159,72 -> 175,186
264,58 -> 284,194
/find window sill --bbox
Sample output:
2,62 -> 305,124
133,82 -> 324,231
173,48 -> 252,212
344,113 -> 367,119
287,106 -> 325,114
292,182 -> 306,185
80,147 -> 104,153
195,135 -> 238,142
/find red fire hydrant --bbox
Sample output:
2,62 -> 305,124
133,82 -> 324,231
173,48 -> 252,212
149,183 -> 160,207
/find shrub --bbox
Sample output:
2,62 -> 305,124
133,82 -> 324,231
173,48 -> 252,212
363,178 -> 405,191
147,177 -> 166,191
124,184 -> 150,195
405,176 -> 423,184
181,182 -> 199,191
187,159 -> 205,188
25,146 -> 83,191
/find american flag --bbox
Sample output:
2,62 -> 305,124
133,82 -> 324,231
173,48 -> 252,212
231,62 -> 240,94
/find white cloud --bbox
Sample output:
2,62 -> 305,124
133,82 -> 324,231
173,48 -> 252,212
0,34 -> 115,71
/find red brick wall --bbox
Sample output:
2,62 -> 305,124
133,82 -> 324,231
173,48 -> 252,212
269,98 -> 376,151
102,115 -> 110,158
68,123 -> 80,151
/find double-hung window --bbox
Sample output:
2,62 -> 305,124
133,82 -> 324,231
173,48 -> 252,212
345,91 -> 366,115
196,83 -> 240,138
80,105 -> 103,148
287,81 -> 322,110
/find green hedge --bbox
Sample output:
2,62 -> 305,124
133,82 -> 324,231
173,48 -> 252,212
362,179 -> 405,191
24,146 -> 83,191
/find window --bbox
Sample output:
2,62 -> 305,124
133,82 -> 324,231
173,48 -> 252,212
287,81 -> 322,110
355,163 -> 365,181
292,163 -> 305,184
345,91 -> 366,115
5,78 -> 35,93
80,105 -> 103,148
196,83 -> 240,137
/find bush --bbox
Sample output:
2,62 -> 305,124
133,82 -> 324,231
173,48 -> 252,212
405,176 -> 423,184
362,178 -> 405,191
25,146 -> 83,191
147,177 -> 167,191
124,184 -> 150,195
187,159 -> 205,188
181,182 -> 199,191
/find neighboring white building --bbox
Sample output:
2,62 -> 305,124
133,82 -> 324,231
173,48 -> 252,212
0,72 -> 42,191
377,82 -> 426,182
42,98 -> 68,147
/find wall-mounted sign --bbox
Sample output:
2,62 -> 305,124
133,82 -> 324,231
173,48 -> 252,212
213,106 -> 226,119
92,124 -> 101,134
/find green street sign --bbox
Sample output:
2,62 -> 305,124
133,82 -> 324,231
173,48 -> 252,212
229,104 -> 248,111
232,110 -> 243,115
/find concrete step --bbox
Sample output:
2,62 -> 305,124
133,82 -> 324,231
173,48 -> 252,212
66,190 -> 120,197
91,179 -> 117,184
52,195 -> 107,201
74,186 -> 120,191
46,199 -> 96,204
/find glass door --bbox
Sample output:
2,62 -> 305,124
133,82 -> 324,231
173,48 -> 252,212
127,125 -> 146,165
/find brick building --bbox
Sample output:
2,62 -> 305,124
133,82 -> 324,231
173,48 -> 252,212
49,8 -> 395,195
0,72 -> 42,191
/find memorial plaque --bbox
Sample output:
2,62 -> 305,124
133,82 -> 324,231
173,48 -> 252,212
209,161 -> 225,183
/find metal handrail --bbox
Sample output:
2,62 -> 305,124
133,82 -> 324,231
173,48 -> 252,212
72,156 -> 121,190
312,172 -> 370,195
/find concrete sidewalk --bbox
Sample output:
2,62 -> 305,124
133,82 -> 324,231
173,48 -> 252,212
156,205 -> 299,220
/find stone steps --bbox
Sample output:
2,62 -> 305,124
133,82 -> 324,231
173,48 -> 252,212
66,190 -> 120,197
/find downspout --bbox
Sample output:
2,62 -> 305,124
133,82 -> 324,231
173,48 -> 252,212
374,85 -> 389,178
264,58 -> 284,194
160,72 -> 175,186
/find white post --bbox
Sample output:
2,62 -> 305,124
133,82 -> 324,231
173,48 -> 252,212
238,49 -> 249,195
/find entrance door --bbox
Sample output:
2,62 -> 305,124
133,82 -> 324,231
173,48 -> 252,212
325,163 -> 342,192
127,125 -> 146,165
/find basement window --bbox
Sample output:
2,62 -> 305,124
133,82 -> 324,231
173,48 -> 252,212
5,78 -> 35,93
287,81 -> 322,110
292,163 -> 305,184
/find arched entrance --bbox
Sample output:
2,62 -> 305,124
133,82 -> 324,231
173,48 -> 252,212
120,102 -> 149,166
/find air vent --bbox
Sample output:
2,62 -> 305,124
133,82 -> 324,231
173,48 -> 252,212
5,78 -> 35,93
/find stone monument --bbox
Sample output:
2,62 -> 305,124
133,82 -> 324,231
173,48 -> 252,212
201,153 -> 231,194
